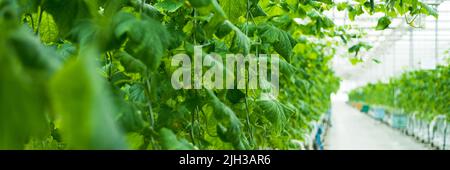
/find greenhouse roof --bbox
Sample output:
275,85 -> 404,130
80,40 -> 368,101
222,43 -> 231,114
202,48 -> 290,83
330,0 -> 450,97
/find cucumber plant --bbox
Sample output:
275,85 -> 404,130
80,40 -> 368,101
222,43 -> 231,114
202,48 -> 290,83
0,0 -> 438,149
349,64 -> 449,121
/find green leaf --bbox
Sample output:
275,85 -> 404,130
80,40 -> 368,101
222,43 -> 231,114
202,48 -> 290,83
350,57 -> 363,65
112,86 -> 146,132
128,83 -> 147,105
25,11 -> 59,43
204,14 -> 227,37
155,0 -> 184,12
117,51 -> 147,73
256,95 -> 293,132
259,56 -> 296,76
224,20 -> 251,55
376,16 -> 391,30
336,2 -> 348,11
349,42 -> 372,57
251,4 -> 267,17
0,27 -> 50,149
372,58 -> 381,64
55,42 -> 77,61
157,104 -> 189,130
130,0 -> 163,18
370,0 -> 375,14
49,49 -> 127,149
8,26 -> 60,72
159,128 -> 195,150
211,0 -> 227,18
347,5 -> 364,21
18,0 -> 41,14
42,0 -> 94,37
258,24 -> 296,61
206,90 -> 241,145
215,22 -> 233,38
188,0 -> 211,7
114,12 -> 171,71
420,2 -> 438,18
219,0 -> 247,23
126,132 -> 144,149
226,89 -> 245,104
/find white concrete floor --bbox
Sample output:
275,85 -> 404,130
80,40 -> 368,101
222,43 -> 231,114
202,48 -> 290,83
324,101 -> 430,150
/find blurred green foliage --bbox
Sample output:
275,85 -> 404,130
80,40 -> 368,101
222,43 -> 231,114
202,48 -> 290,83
0,0 -> 437,150
349,64 -> 450,120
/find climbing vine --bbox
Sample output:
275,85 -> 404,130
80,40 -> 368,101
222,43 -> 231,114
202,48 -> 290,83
0,0 -> 437,149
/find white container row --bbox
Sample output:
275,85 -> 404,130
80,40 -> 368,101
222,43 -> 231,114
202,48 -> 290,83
294,110 -> 332,150
368,107 -> 449,150
405,114 -> 449,150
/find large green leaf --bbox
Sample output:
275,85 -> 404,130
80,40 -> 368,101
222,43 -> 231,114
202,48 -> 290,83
206,90 -> 241,146
0,30 -> 50,150
49,49 -> 127,149
128,83 -> 148,106
250,0 -> 267,17
224,20 -> 251,55
37,12 -> 59,43
8,27 -> 60,72
114,12 -> 171,71
256,96 -> 294,132
219,0 -> 247,23
42,0 -> 95,37
112,86 -> 146,133
258,24 -> 296,61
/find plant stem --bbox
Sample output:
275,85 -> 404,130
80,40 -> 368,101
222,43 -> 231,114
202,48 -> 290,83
145,77 -> 155,129
26,14 -> 35,31
244,90 -> 254,146
36,7 -> 44,36
190,108 -> 197,146
106,52 -> 113,81
140,0 -> 145,14
244,0 -> 255,148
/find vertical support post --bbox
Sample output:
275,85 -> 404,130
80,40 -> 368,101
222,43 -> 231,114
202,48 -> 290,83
392,38 -> 397,109
434,3 -> 439,68
409,27 -> 414,70
382,54 -> 386,81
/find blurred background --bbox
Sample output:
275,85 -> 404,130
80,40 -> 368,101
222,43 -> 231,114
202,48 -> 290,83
330,0 -> 450,101
320,0 -> 449,150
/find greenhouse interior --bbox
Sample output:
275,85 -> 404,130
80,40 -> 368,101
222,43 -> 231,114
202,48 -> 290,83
0,0 -> 448,151
327,0 -> 450,150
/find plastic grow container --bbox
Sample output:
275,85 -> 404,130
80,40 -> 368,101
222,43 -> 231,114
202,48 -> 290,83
360,104 -> 370,114
391,113 -> 408,129
406,113 -> 420,136
373,107 -> 385,121
382,111 -> 391,124
416,120 -> 431,143
430,116 -> 447,149
355,103 -> 363,111
444,128 -> 450,150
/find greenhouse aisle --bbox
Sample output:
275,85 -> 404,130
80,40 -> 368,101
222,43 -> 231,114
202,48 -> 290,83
324,101 -> 429,150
